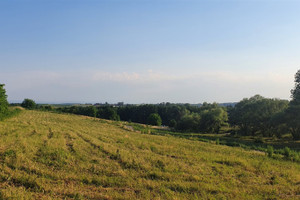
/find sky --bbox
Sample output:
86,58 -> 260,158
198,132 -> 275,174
0,0 -> 300,104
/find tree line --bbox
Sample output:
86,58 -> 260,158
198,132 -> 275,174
54,69 -> 300,140
2,70 -> 300,140
228,70 -> 300,140
52,102 -> 228,133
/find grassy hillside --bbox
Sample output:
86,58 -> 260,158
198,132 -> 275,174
0,110 -> 299,199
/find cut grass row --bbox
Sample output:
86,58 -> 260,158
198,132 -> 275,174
126,122 -> 300,162
0,110 -> 299,199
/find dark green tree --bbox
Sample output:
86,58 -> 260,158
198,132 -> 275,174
269,111 -> 289,139
229,95 -> 288,136
199,107 -> 228,133
147,113 -> 162,126
168,119 -> 177,128
75,106 -> 97,117
85,106 -> 97,117
0,84 -> 9,120
285,70 -> 300,140
291,70 -> 300,105
21,98 -> 36,109
176,113 -> 200,132
97,106 -> 120,121
175,103 -> 228,133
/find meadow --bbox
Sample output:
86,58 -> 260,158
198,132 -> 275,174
0,110 -> 299,199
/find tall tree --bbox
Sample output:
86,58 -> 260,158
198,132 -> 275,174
0,84 -> 9,120
291,70 -> 300,105
229,95 -> 288,136
199,107 -> 228,133
286,70 -> 300,140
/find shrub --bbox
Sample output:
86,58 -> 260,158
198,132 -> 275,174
21,99 -> 36,109
283,147 -> 291,159
41,105 -> 53,111
267,145 -> 274,158
147,113 -> 162,126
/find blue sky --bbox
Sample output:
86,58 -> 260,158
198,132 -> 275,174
1,0 -> 299,103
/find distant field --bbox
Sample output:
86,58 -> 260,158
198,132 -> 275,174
0,110 -> 299,199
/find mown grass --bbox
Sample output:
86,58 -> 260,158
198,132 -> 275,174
133,124 -> 300,162
0,110 -> 299,199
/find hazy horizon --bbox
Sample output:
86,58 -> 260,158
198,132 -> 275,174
8,99 -> 240,105
1,0 -> 299,104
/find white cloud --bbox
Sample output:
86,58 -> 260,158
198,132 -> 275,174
91,70 -> 184,82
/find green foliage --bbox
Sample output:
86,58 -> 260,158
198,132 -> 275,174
147,113 -> 162,126
267,145 -> 274,158
168,119 -> 177,128
56,103 -> 228,133
81,106 -> 97,117
176,113 -> 200,132
283,147 -> 291,159
199,107 -> 228,133
39,105 -> 53,111
290,69 -> 300,104
0,84 -> 9,120
229,95 -> 288,137
285,107 -> 300,140
21,98 -> 36,109
284,69 -> 300,140
118,104 -> 158,124
176,104 -> 228,133
59,105 -> 97,118
118,103 -> 190,127
97,106 -> 120,121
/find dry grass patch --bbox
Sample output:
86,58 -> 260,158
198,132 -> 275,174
0,110 -> 299,199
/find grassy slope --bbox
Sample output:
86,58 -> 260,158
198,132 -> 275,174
0,110 -> 299,200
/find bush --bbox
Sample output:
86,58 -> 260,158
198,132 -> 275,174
283,147 -> 291,159
267,145 -> 274,158
147,113 -> 162,126
40,105 -> 53,111
21,99 -> 36,109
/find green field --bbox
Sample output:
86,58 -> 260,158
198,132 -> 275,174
0,110 -> 299,199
